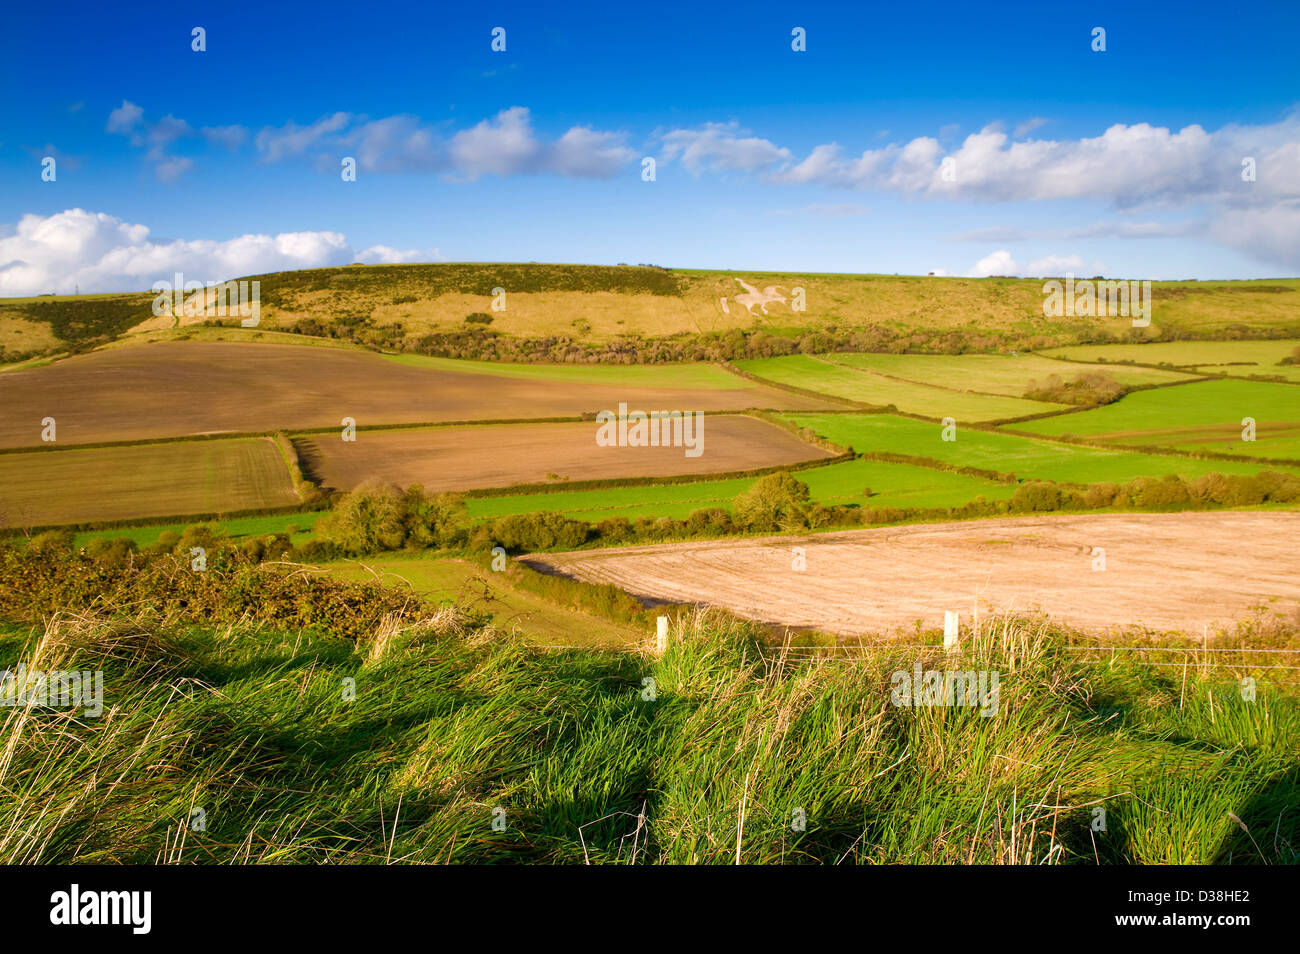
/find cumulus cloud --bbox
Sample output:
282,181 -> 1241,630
967,249 -> 1019,277
255,106 -> 634,179
655,111 -> 1300,268
354,245 -> 446,265
0,209 -> 364,296
659,122 -> 792,175
754,117 -> 1300,206
965,249 -> 1107,278
106,100 -> 248,180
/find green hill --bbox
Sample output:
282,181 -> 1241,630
3,263 -> 1298,364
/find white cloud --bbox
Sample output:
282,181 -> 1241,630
659,122 -> 792,175
1025,254 -> 1107,277
0,209 -> 362,296
1209,200 -> 1300,270
256,106 -> 634,179
107,100 -> 249,180
1013,117 -> 1050,138
967,249 -> 1019,277
965,249 -> 1108,278
355,245 -> 446,265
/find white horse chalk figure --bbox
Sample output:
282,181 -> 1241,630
731,278 -> 788,315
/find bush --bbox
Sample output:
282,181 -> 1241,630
489,512 -> 591,552
1024,371 -> 1125,406
314,482 -> 470,555
1010,482 -> 1063,512
733,472 -> 811,532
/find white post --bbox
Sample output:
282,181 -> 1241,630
656,616 -> 669,655
944,611 -> 959,653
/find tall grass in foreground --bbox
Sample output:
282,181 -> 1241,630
0,609 -> 1296,864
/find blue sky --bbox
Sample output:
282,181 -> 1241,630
2,0 -> 1298,294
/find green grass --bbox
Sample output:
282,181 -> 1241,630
467,458 -> 1013,522
1044,339 -> 1300,368
1,604 -> 1295,864
384,353 -> 749,389
1193,363 -> 1300,383
824,352 -> 1197,396
736,355 -> 1066,421
1008,379 -> 1300,459
323,554 -> 644,647
785,413 -> 1290,483
73,511 -> 324,548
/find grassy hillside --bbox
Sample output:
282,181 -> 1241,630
1,583 -> 1296,864
4,264 -> 1298,363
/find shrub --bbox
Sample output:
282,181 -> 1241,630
1024,371 -> 1125,406
733,472 -> 811,532
1010,482 -> 1063,512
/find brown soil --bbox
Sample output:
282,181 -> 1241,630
0,341 -> 840,448
530,512 -> 1300,637
298,416 -> 835,493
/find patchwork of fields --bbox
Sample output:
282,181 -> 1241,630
735,355 -> 1065,420
3,336 -> 1297,532
786,413 -> 1290,483
1008,379 -> 1300,460
0,340 -> 839,448
466,457 -> 1014,522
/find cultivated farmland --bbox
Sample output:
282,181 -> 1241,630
785,413 -> 1292,483
532,512 -> 1300,637
0,437 -> 298,528
735,355 -> 1064,420
466,457 -> 1014,522
822,352 -> 1198,395
0,340 -> 841,448
1007,379 -> 1300,459
1044,339 -> 1300,368
296,415 -> 835,494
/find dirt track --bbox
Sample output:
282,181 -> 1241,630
530,512 -> 1300,636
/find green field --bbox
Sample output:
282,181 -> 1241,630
823,352 -> 1197,396
0,437 -> 300,528
1194,363 -> 1300,383
785,413 -> 1289,484
74,510 -> 324,548
1044,339 -> 1300,368
324,554 -> 644,647
1008,379 -> 1300,459
468,457 -> 1013,522
736,355 -> 1064,421
384,353 -> 749,389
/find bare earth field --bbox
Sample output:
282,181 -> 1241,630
0,437 -> 299,528
297,415 -> 835,493
0,341 -> 841,448
531,512 -> 1300,637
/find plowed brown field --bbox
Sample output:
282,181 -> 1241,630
297,415 -> 836,493
0,341 -> 841,448
530,512 -> 1300,637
